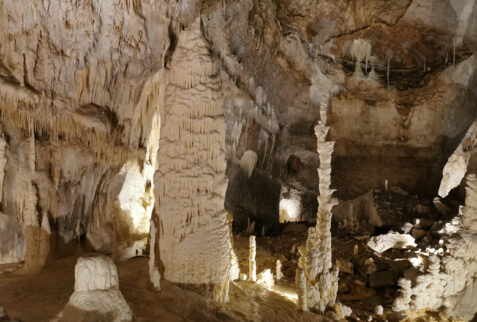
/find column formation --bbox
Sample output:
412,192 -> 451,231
296,99 -> 339,312
154,18 -> 238,303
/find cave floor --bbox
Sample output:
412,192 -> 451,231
234,233 -> 395,321
0,255 -> 323,321
0,230 -> 455,322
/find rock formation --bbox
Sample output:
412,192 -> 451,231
54,255 -> 133,322
148,219 -> 161,291
393,174 -> 477,320
439,121 -> 477,198
276,259 -> 283,281
249,235 -> 257,282
0,0 -> 476,321
296,99 -> 339,313
0,0 -> 172,271
152,18 -> 238,302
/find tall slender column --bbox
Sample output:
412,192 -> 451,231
296,99 -> 339,312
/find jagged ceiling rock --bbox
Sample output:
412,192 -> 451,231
275,0 -> 477,70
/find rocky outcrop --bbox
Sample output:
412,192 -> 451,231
393,174 -> 477,320
439,120 -> 477,198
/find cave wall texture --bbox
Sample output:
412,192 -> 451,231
0,0 -> 476,298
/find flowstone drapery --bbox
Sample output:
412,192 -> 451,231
296,99 -> 339,313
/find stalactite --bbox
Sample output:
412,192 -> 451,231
350,38 -> 372,72
240,150 -> 258,178
149,219 -> 161,291
0,85 -> 147,167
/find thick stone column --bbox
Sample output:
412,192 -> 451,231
153,18 -> 238,302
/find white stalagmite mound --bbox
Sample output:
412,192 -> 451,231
54,255 -> 134,322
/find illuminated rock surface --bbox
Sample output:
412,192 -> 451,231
0,0 -> 476,321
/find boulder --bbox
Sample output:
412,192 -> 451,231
411,228 -> 426,240
367,232 -> 416,253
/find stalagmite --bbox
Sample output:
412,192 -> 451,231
148,219 -> 161,291
276,259 -> 283,281
54,255 -> 133,322
257,269 -> 275,288
296,256 -> 308,312
249,235 -> 257,282
296,99 -> 339,313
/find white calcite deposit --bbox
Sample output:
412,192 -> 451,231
240,150 -> 258,178
296,98 -> 339,313
249,235 -> 257,282
55,255 -> 133,322
393,174 -> 477,320
276,259 -> 283,281
152,18 -> 238,302
367,232 -> 417,253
